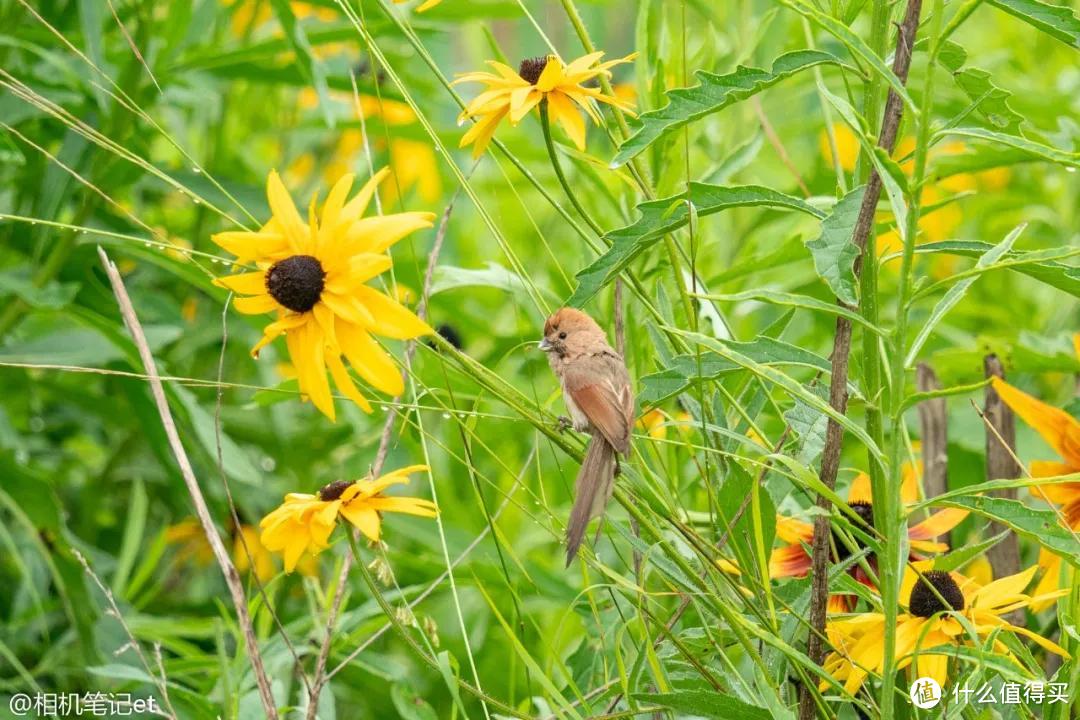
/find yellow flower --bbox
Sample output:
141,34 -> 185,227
211,169 -> 434,421
393,0 -> 443,13
454,52 -> 636,158
988,376 -> 1080,603
823,563 -> 1069,694
165,519 -> 214,566
769,463 -> 967,612
637,409 -> 668,440
232,523 -> 277,584
259,466 -> 437,572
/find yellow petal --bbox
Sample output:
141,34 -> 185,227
326,351 -> 373,413
368,496 -> 438,517
267,170 -> 307,245
355,286 -> 433,340
214,271 -> 268,295
969,565 -> 1037,609
847,472 -> 872,504
212,231 -> 290,264
548,91 -> 586,150
287,320 -> 335,421
326,254 -> 394,293
337,321 -> 403,395
321,173 -> 355,234
908,508 -> 968,541
534,56 -> 563,92
321,292 -> 376,328
340,167 -> 391,225
234,294 -> 277,315
991,377 -> 1080,465
339,504 -> 381,541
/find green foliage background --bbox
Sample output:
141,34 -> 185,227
1,0 -> 1079,718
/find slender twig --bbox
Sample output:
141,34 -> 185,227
73,549 -> 178,719
798,3 -> 923,719
96,248 -> 279,719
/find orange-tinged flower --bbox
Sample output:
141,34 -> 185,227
768,464 -> 968,611
454,52 -> 636,157
233,523 -> 277,583
637,409 -> 668,440
823,563 -> 1068,694
211,169 -> 434,420
988,376 -> 1080,602
260,466 -> 437,572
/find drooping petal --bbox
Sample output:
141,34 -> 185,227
354,286 -> 433,340
339,504 -> 382,541
326,351 -> 373,413
775,515 -> 814,544
990,377 -> 1080,466
287,319 -> 335,421
459,107 -> 509,158
548,91 -> 586,150
337,321 -> 403,395
250,313 -> 306,357
908,508 -> 968,541
769,543 -> 812,578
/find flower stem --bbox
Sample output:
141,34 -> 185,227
538,99 -> 604,237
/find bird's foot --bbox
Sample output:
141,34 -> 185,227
556,415 -> 573,433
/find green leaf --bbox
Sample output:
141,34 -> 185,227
936,40 -> 1025,133
174,386 -> 261,486
430,262 -> 532,296
913,241 -> 1080,297
639,337 -> 832,406
0,270 -> 78,309
569,184 -> 822,306
612,50 -> 849,167
988,0 -> 1080,49
390,683 -> 438,720
777,0 -> 916,112
937,127 -> 1080,169
805,185 -> 864,305
635,690 -> 772,720
268,0 -> 333,127
905,224 -> 1025,365
934,496 -> 1080,565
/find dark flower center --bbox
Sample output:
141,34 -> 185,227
831,500 -> 875,562
518,56 -> 549,85
318,480 -> 354,502
909,570 -> 965,617
266,255 -> 325,312
435,323 -> 462,350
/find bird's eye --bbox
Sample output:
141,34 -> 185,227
558,332 -> 567,339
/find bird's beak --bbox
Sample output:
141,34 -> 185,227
537,338 -> 553,352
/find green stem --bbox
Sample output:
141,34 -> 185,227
880,2 -> 944,717
538,100 -> 604,237
344,533 -> 528,719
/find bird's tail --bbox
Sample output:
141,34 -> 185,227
565,437 -> 617,567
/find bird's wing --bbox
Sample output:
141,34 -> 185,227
564,353 -> 633,455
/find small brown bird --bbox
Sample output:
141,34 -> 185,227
539,308 -> 633,566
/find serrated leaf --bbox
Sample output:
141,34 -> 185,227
612,50 -> 849,166
988,0 -> 1080,49
635,690 -> 772,719
639,337 -> 832,405
938,127 -> 1080,169
935,495 -> 1080,564
777,0 -> 916,112
805,185 -> 864,305
569,184 -> 822,306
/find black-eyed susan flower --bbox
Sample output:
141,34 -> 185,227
769,465 -> 968,611
988,375 -> 1080,602
232,523 -> 277,584
454,51 -> 636,157
259,465 -> 437,572
212,169 -> 434,421
822,563 -> 1069,694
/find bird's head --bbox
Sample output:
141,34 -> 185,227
539,308 -> 605,357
